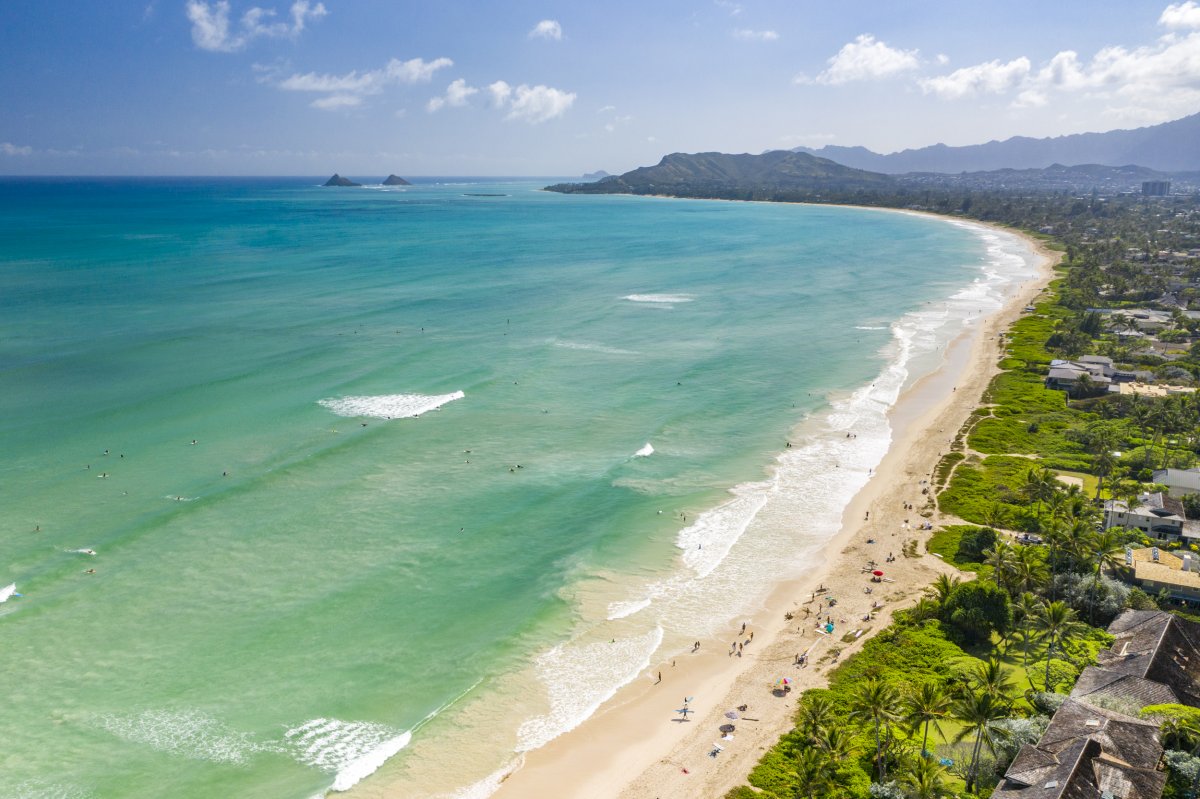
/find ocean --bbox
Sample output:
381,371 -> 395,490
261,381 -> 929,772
0,178 -> 1038,798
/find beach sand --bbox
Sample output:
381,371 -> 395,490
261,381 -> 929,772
490,222 -> 1059,799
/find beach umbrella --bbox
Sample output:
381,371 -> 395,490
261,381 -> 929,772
872,570 -> 884,577
724,711 -> 739,720
719,723 -> 736,733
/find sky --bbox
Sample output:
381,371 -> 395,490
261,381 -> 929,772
2,0 -> 1200,176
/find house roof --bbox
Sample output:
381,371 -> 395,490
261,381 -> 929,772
994,701 -> 1165,799
1091,609 -> 1200,706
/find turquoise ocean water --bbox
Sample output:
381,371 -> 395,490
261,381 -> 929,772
0,178 -> 1036,798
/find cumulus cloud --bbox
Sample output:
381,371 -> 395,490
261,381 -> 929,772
917,5 -> 1200,121
487,80 -> 513,106
805,34 -> 920,84
503,84 -> 576,123
733,28 -> 779,41
529,20 -> 562,40
919,57 -> 1031,99
275,56 -> 453,110
186,0 -> 326,52
1,142 -> 33,156
427,78 -> 479,112
1161,1 -> 1200,28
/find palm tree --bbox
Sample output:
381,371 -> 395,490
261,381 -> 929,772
953,690 -> 1012,792
982,502 -> 1011,533
815,724 -> 857,763
1034,600 -> 1082,691
1091,528 -> 1128,598
969,658 -> 1016,701
1013,592 -> 1042,679
791,746 -> 831,799
851,677 -> 903,781
984,541 -> 1017,595
1011,546 -> 1048,596
901,757 -> 951,799
926,574 -> 961,608
796,695 -> 836,742
905,682 -> 952,758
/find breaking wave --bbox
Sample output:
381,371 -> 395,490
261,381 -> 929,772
318,391 -> 464,419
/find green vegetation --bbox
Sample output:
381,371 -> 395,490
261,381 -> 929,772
724,188 -> 1200,798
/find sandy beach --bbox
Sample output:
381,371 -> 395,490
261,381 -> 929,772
491,220 -> 1059,799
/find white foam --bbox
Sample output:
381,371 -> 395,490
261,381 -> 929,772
854,325 -> 886,330
1,780 -> 93,799
633,443 -> 654,458
443,759 -> 523,799
0,583 -> 17,603
96,709 -> 267,765
606,597 -> 651,620
548,338 -> 637,356
517,626 -> 663,752
623,293 -> 694,304
318,391 -> 464,420
589,221 -> 1040,641
284,718 -> 411,792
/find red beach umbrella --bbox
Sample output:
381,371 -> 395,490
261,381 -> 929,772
872,570 -> 884,577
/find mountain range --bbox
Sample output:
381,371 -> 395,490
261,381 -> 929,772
793,112 -> 1200,174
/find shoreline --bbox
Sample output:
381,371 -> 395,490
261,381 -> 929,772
486,216 -> 1060,799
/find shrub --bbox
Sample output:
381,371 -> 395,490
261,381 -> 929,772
941,582 -> 1012,645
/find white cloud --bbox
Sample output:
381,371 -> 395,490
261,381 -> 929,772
310,94 -> 361,110
186,0 -> 326,52
807,34 -> 920,85
714,0 -> 742,15
427,79 -> 479,113
916,6 -> 1200,122
279,57 -> 452,93
487,80 -> 513,106
1161,1 -> 1200,29
529,20 -> 562,40
597,105 -> 616,113
919,57 -> 1031,99
936,53 -> 949,65
503,84 -> 576,123
1,142 -> 33,156
275,57 -> 453,110
733,29 -> 779,42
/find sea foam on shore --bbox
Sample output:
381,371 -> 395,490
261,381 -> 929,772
462,220 -> 1041,799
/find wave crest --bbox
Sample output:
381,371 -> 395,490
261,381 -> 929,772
318,391 -> 464,419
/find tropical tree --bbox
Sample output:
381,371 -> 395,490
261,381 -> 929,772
1034,600 -> 1083,690
851,677 -> 903,782
984,542 -> 1017,595
1011,546 -> 1049,596
815,724 -> 857,763
901,757 -> 951,799
791,746 -> 832,799
969,658 -> 1016,702
1013,592 -> 1043,678
796,695 -> 836,741
953,690 -> 1012,792
904,682 -> 952,758
926,574 -> 961,608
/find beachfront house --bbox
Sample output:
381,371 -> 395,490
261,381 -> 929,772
1044,358 -> 1114,393
1102,493 -> 1188,538
991,700 -> 1165,799
1070,609 -> 1200,707
1125,548 -> 1200,601
1152,468 -> 1200,499
993,610 -> 1200,799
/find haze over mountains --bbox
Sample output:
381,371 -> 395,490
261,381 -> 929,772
793,112 -> 1200,174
